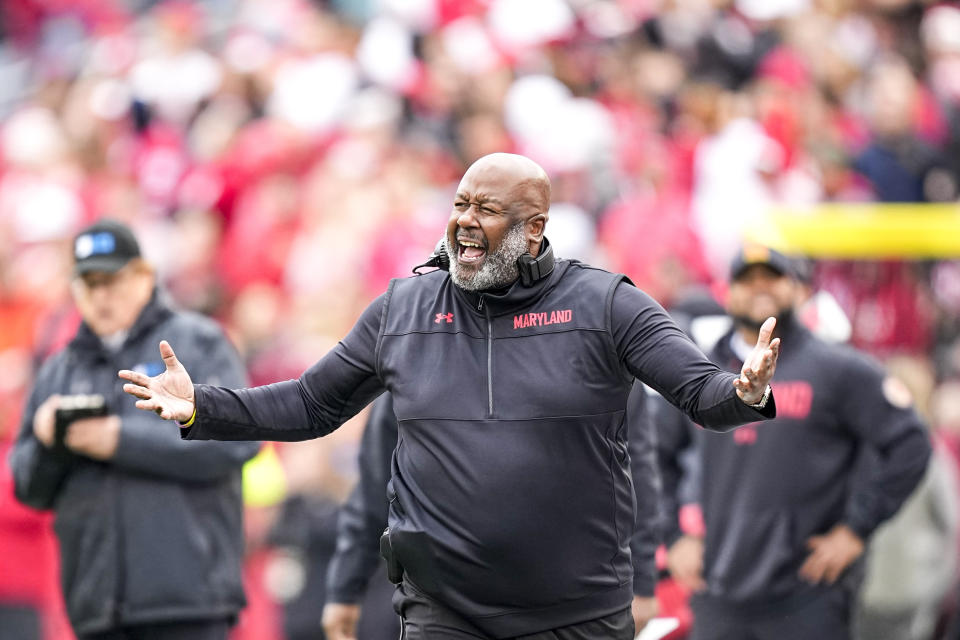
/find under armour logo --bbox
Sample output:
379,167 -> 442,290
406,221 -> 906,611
434,312 -> 454,324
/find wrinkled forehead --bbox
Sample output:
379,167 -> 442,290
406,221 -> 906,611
458,162 -> 520,195
457,163 -> 548,211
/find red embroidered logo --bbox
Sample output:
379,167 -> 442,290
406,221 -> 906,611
733,381 -> 814,446
513,309 -> 572,329
773,381 -> 813,419
435,312 -> 454,324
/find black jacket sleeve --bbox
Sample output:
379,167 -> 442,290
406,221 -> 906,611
184,295 -> 387,442
325,393 -> 398,604
611,283 -> 774,431
10,358 -> 73,509
836,354 -> 932,538
626,383 -> 661,597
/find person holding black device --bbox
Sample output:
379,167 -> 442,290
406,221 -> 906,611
11,219 -> 258,640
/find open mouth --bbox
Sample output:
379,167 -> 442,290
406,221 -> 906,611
457,237 -> 487,265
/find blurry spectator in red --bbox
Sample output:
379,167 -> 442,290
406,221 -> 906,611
816,260 -> 936,357
0,215 -> 74,640
0,365 -> 73,640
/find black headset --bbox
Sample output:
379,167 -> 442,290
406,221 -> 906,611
412,238 -> 555,287
412,238 -> 451,274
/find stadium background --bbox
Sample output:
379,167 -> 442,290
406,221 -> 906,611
1,0 -> 960,638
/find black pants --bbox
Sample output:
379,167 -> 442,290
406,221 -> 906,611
80,619 -> 231,640
392,578 -> 634,640
690,587 -> 852,640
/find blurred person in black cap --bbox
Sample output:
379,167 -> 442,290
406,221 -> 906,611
118,153 -> 780,640
10,219 -> 259,640
656,243 -> 932,640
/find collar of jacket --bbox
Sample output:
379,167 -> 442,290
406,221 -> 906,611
70,288 -> 174,355
455,257 -> 567,317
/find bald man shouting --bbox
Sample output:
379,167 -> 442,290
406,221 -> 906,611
121,153 -> 780,639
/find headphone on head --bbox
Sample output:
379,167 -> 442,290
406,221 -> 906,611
412,239 -> 450,275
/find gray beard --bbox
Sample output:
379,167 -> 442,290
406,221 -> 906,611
445,221 -> 528,291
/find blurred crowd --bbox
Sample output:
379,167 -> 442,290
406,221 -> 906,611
2,0 -> 960,638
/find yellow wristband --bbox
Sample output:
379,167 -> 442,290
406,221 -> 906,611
179,407 -> 197,428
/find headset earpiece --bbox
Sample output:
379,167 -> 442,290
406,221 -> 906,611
517,240 -> 555,287
412,239 -> 450,275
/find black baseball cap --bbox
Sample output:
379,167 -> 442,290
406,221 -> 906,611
729,244 -> 796,282
73,219 -> 141,275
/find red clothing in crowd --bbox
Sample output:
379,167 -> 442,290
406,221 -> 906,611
0,435 -> 73,640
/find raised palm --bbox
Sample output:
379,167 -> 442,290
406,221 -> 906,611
118,341 -> 196,422
734,316 -> 780,405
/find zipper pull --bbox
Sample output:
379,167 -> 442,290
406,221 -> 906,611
477,295 -> 484,312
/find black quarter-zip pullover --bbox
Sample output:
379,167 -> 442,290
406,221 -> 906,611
185,257 -> 773,637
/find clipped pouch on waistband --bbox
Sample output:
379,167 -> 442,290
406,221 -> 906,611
380,528 -> 404,584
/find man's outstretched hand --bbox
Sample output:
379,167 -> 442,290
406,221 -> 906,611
734,316 -> 780,405
118,341 -> 196,423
